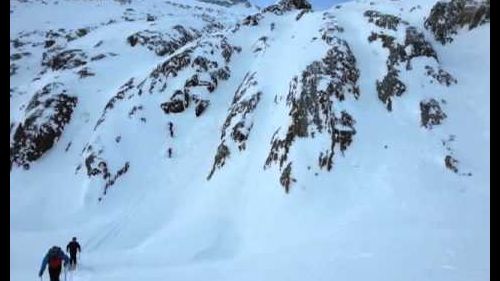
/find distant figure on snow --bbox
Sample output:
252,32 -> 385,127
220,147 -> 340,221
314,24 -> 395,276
39,246 -> 70,281
168,122 -> 174,137
66,237 -> 81,269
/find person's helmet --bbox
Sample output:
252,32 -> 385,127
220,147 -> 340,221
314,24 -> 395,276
72,237 -> 77,241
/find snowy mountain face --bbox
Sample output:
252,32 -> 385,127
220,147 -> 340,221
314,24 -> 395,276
197,0 -> 253,8
11,0 -> 489,280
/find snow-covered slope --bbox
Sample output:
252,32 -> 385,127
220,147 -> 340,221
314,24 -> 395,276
196,0 -> 254,8
11,0 -> 489,280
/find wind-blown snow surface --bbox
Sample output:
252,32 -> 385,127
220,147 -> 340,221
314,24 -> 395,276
11,0 -> 489,280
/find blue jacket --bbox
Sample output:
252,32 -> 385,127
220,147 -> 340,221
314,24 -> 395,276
39,247 -> 70,276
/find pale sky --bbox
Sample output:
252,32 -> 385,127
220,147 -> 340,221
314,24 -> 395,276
252,0 -> 349,10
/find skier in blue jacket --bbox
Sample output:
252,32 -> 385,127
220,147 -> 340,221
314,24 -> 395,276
39,246 -> 70,281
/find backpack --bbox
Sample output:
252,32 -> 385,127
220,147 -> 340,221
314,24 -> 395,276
48,247 -> 62,268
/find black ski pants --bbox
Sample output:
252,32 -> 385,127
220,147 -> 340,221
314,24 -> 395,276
48,266 -> 61,281
70,252 -> 77,267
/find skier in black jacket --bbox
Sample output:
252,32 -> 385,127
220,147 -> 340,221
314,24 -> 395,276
66,237 -> 81,269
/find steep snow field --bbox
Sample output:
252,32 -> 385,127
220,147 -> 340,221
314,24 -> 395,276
11,0 -> 489,280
